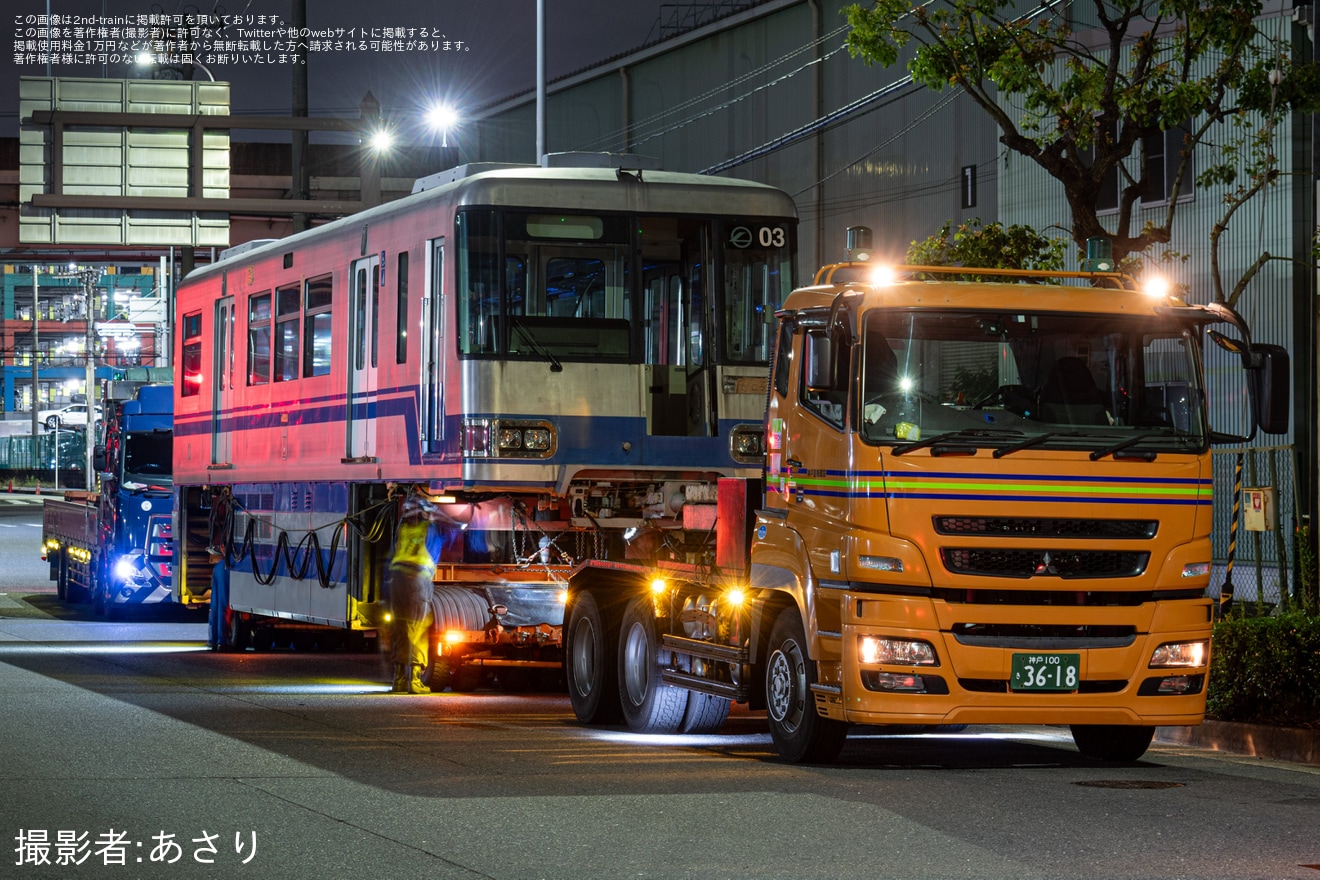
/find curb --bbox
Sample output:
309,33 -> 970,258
1156,720 -> 1319,765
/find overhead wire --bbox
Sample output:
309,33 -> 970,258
581,22 -> 853,153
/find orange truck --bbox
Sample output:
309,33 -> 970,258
567,257 -> 1288,764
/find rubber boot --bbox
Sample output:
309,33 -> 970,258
408,664 -> 432,695
391,664 -> 409,693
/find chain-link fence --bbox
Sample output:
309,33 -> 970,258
1211,445 -> 1299,612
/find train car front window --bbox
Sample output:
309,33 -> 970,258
721,221 -> 793,365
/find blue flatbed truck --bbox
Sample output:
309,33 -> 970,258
41,383 -> 175,614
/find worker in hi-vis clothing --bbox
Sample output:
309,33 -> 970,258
388,497 -> 446,694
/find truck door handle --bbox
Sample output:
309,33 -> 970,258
787,458 -> 803,469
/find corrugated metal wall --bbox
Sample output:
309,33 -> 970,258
468,1 -> 1001,284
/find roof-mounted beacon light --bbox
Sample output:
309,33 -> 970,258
1081,237 -> 1114,272
847,225 -> 873,262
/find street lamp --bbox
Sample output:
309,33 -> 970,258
426,103 -> 460,148
134,50 -> 215,82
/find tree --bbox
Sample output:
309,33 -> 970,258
844,0 -> 1320,302
906,217 -> 1067,272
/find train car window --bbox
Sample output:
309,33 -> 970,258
457,210 -> 500,355
396,251 -> 409,364
247,292 -> 272,386
303,274 -> 332,377
181,310 -> 202,397
722,222 -> 793,364
371,260 -> 380,369
274,283 -> 300,382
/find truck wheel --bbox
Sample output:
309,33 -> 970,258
681,692 -> 731,734
1070,725 -> 1155,762
566,589 -> 623,724
618,596 -> 687,733
424,649 -> 454,692
61,554 -> 87,604
55,552 -> 68,601
765,607 -> 848,764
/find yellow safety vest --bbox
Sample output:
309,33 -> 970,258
391,518 -> 436,573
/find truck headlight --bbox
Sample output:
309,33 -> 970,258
1149,641 -> 1207,668
859,636 -> 938,666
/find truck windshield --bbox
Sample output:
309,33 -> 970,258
858,309 -> 1205,452
122,431 -> 173,479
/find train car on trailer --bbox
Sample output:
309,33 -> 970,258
172,154 -> 796,714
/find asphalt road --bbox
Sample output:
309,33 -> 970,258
1,606 -> 1318,880
3,499 -> 1318,879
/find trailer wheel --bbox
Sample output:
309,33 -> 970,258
618,596 -> 688,734
681,692 -> 731,735
1069,725 -> 1155,762
765,607 -> 848,764
566,589 -> 622,724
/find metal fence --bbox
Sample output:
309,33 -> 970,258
1210,445 -> 1298,611
0,431 -> 86,475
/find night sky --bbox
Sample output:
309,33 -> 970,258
3,1 -> 666,140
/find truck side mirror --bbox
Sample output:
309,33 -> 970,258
1250,343 -> 1289,434
92,445 -> 107,472
804,331 -> 836,392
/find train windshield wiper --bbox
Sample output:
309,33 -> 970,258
510,317 -> 563,373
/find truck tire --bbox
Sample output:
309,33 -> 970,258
59,553 -> 87,604
55,552 -> 68,601
765,607 -> 849,764
618,595 -> 688,733
681,692 -> 731,735
1070,724 -> 1155,762
566,589 -> 623,724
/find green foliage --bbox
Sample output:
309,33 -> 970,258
1296,525 -> 1319,616
906,218 -> 1066,273
1208,612 -> 1320,726
843,0 -> 1320,281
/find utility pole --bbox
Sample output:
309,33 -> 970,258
81,268 -> 98,491
30,266 -> 38,443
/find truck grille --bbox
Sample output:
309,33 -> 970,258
933,516 -> 1157,539
940,548 -> 1149,579
951,623 -> 1136,649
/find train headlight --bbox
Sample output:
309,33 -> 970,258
463,419 -> 557,459
523,428 -> 552,451
729,424 -> 765,463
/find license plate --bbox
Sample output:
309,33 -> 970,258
1010,652 -> 1080,692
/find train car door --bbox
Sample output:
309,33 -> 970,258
685,233 -> 714,436
347,254 -> 380,460
420,240 -> 445,453
211,294 -> 235,465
